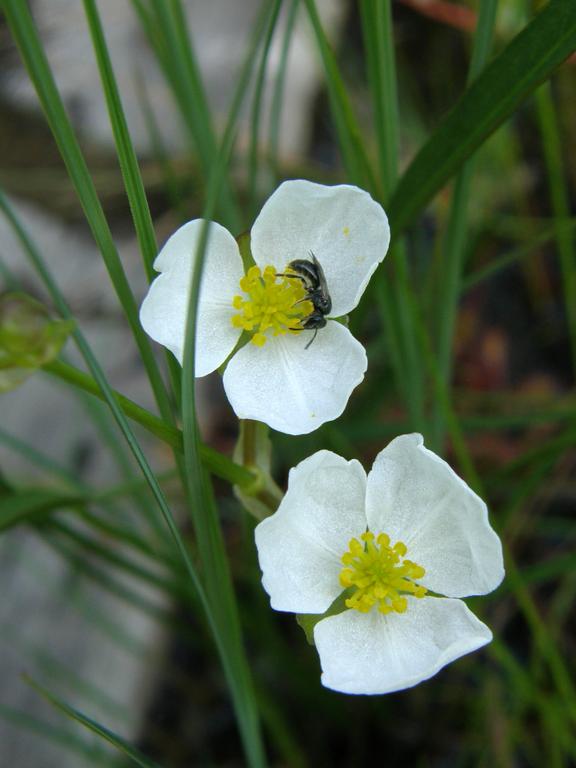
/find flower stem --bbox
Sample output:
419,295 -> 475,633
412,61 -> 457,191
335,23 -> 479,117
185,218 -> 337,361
235,420 -> 283,519
43,359 -> 256,489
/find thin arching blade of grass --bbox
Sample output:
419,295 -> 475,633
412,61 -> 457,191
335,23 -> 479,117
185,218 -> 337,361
0,191 -> 169,543
0,255 -> 152,517
46,518 -> 187,601
268,0 -> 299,185
81,0 -> 157,282
179,5 -> 279,766
0,705 -> 120,767
247,0 -> 283,217
0,187 -> 217,648
355,1 -> 425,431
358,0 -> 398,201
535,81 -> 576,379
412,302 -> 576,724
43,534 -> 174,626
463,220 -> 576,291
1,2 -> 174,428
302,0 -> 376,192
388,1 -> 576,235
430,0 -> 498,451
0,488 -> 82,533
0,425 -> 83,489
1,192 -> 254,491
134,0 -> 241,231
5,624 -> 132,726
23,677 -> 161,768
42,359 -> 255,487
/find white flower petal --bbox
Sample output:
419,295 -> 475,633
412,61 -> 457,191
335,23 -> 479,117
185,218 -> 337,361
140,220 -> 244,376
314,597 -> 492,695
222,321 -> 367,434
365,434 -> 504,598
255,450 -> 367,613
250,180 -> 390,317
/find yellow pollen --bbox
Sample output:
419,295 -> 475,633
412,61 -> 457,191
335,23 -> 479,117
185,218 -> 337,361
342,226 -> 350,236
339,531 -> 427,615
231,265 -> 314,346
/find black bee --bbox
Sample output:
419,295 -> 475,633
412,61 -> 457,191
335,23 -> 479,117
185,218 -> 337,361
278,252 -> 332,349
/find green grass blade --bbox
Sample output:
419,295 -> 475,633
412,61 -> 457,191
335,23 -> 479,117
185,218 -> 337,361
0,705 -> 118,767
463,220 -> 576,291
179,5 -> 279,766
535,81 -> 576,378
247,0 -> 283,216
358,0 -> 398,200
0,186 -> 213,622
135,0 -> 241,230
0,488 -> 81,533
302,0 -> 376,191
43,360 -> 256,487
430,0 -> 498,450
24,677 -> 161,768
1,2 -> 174,426
268,0 -> 299,184
0,426 -> 84,489
358,0 -> 425,430
388,1 -> 576,234
81,0 -> 157,282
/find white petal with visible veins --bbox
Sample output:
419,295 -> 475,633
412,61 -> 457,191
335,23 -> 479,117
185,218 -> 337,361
222,321 -> 367,434
250,180 -> 390,317
255,451 -> 367,613
365,434 -> 505,598
314,597 -> 492,695
140,220 -> 244,376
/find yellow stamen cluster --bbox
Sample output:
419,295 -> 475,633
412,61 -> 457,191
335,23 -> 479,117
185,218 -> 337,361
231,265 -> 313,347
339,531 -> 427,615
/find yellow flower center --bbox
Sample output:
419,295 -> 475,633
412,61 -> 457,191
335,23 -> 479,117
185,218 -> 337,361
231,265 -> 314,347
339,531 -> 427,615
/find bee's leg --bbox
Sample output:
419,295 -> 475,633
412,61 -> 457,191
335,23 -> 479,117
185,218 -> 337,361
276,271 -> 307,284
304,328 -> 318,350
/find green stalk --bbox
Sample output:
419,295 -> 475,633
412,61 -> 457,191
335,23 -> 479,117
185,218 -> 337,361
359,0 -> 425,430
535,81 -> 576,379
268,0 -> 299,184
247,0 -> 283,217
302,0 -> 376,191
178,4 -> 281,764
1,3 -> 174,429
81,0 -> 157,281
48,519 -> 190,601
431,0 -> 498,450
42,359 -> 255,488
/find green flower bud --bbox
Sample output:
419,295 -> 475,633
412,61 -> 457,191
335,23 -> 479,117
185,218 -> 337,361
0,292 -> 74,392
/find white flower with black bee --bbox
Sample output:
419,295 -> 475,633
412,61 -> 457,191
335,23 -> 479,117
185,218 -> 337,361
139,180 -> 390,434
255,434 -> 505,695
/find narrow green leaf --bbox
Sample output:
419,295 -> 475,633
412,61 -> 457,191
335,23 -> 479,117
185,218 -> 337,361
535,81 -> 576,377
24,677 -> 161,768
179,5 -> 277,766
430,0 -> 497,450
0,3 -> 174,426
302,0 -> 376,191
81,0 -> 157,281
42,358 -> 257,488
0,704 -> 118,767
0,488 -> 80,533
388,2 -> 576,234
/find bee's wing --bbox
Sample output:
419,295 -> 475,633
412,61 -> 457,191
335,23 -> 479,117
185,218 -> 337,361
310,251 -> 329,295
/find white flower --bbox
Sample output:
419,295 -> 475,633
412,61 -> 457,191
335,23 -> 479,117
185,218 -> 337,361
255,434 -> 504,695
139,180 -> 390,434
